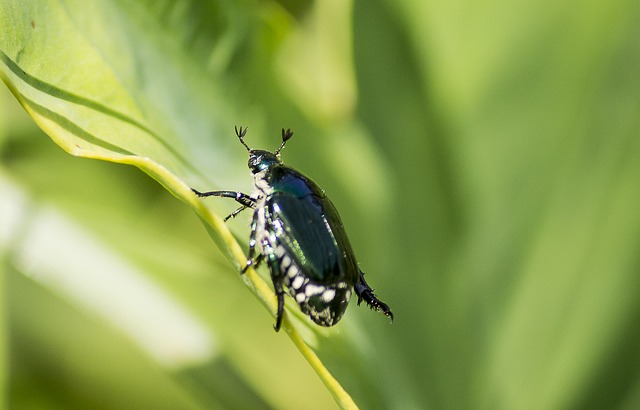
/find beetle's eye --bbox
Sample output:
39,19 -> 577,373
248,155 -> 260,172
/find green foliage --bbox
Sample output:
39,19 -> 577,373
2,0 -> 640,409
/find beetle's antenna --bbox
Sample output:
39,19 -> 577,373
275,128 -> 294,155
235,126 -> 251,152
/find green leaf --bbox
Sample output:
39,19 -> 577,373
0,90 -> 340,409
0,0 -> 361,408
4,0 -> 640,408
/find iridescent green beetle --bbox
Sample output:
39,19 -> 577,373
193,127 -> 393,331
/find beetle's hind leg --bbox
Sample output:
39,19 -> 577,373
354,270 -> 394,322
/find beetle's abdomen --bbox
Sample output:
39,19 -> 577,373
264,168 -> 360,284
275,244 -> 352,326
262,164 -> 361,325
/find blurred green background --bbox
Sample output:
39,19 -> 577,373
2,0 -> 640,409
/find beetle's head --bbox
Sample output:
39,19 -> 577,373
247,150 -> 280,173
234,126 -> 294,174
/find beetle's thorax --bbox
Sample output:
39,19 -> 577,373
248,149 -> 280,195
252,169 -> 273,196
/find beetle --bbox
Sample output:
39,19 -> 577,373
192,126 -> 393,331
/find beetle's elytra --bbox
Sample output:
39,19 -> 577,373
193,127 -> 393,331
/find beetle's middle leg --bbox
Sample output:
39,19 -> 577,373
242,211 -> 263,272
262,241 -> 286,332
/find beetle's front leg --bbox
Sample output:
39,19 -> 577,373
191,189 -> 257,209
224,205 -> 248,222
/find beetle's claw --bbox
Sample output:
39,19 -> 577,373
355,271 -> 394,323
357,288 -> 394,322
